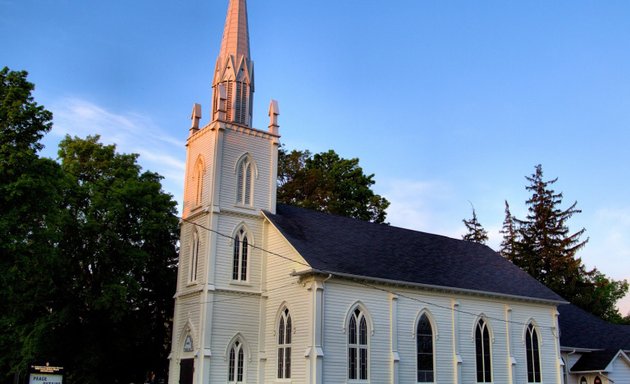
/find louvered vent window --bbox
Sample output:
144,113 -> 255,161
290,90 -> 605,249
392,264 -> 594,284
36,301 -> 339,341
235,81 -> 244,124
226,80 -> 233,121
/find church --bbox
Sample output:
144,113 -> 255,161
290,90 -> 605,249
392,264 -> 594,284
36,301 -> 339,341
167,1 -> 629,383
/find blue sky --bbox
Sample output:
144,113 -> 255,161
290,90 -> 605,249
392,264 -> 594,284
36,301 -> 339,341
2,0 -> 629,314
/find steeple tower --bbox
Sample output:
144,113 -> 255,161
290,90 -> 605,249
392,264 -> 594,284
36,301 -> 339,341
212,0 -> 254,127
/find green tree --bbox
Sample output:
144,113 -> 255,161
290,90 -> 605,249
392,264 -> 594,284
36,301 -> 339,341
499,200 -> 519,261
516,165 -> 587,295
51,135 -> 179,383
0,67 -> 66,382
462,206 -> 488,244
277,147 -> 390,223
0,68 -> 179,383
507,165 -> 628,322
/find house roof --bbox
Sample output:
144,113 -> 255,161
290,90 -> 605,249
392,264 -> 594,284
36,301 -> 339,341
558,303 -> 630,372
570,349 -> 627,372
558,304 -> 630,352
264,204 -> 564,303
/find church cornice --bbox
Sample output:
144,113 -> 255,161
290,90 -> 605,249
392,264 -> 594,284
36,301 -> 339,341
187,121 -> 279,147
292,269 -> 568,307
226,122 -> 279,139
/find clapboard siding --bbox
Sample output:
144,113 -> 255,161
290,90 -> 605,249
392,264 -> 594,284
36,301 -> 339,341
208,291 -> 261,383
183,126 -> 217,217
213,213 -> 264,290
318,280 -> 561,384
219,127 -> 275,212
263,220 -> 312,382
610,357 -> 630,383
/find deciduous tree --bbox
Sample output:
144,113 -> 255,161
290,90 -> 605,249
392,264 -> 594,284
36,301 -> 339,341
277,147 -> 390,223
0,68 -> 179,383
1,67 -> 65,382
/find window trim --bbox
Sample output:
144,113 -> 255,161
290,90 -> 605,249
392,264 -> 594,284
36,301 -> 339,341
277,306 -> 292,380
346,304 -> 370,382
188,229 -> 200,284
193,155 -> 205,207
415,311 -> 436,383
235,154 -> 257,207
474,317 -> 493,383
231,225 -> 251,282
525,322 -> 542,383
225,334 -> 250,384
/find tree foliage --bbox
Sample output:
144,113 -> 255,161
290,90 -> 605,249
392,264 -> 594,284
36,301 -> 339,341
462,206 -> 488,244
499,201 -> 518,260
501,165 -> 628,322
0,67 -> 179,384
277,147 -> 390,223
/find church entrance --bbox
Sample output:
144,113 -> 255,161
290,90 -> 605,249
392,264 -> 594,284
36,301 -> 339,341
179,359 -> 194,384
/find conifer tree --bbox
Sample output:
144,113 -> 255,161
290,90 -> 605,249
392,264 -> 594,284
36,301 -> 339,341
509,165 -> 628,321
499,201 -> 519,261
462,206 -> 488,244
516,165 -> 587,296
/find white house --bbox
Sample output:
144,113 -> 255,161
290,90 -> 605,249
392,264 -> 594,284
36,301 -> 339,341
167,1 -> 628,383
557,304 -> 630,384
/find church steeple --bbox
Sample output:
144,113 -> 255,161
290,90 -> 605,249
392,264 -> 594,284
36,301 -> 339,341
211,0 -> 254,127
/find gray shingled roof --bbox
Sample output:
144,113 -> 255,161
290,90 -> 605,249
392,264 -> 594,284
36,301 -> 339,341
558,304 -> 630,372
558,304 -> 630,351
264,204 -> 564,303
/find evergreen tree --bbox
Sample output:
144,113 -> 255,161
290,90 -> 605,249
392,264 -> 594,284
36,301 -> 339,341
499,201 -> 519,261
462,206 -> 488,244
516,165 -> 587,295
277,147 -> 390,223
509,165 -> 628,322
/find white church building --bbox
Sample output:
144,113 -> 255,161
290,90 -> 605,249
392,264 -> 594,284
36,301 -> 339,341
168,1 -> 629,383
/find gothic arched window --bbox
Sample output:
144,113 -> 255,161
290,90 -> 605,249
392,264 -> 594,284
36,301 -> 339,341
348,307 -> 369,381
236,155 -> 253,206
232,227 -> 248,281
525,323 -> 541,383
417,313 -> 434,382
475,318 -> 492,383
228,339 -> 245,383
194,157 -> 204,207
277,307 -> 292,379
188,229 -> 200,283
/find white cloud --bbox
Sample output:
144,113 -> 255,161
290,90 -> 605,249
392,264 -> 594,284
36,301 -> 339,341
45,97 -> 186,212
379,178 -> 462,238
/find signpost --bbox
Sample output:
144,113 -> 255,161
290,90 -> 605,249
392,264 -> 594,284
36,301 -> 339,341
29,364 -> 63,384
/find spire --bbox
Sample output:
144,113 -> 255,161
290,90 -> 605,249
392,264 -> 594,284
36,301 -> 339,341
218,0 -> 250,62
211,0 -> 254,127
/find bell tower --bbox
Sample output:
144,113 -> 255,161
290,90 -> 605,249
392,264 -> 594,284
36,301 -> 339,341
169,1 -> 280,383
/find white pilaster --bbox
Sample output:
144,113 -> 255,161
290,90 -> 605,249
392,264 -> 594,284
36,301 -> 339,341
452,300 -> 462,384
306,280 -> 325,384
390,293 -> 399,384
